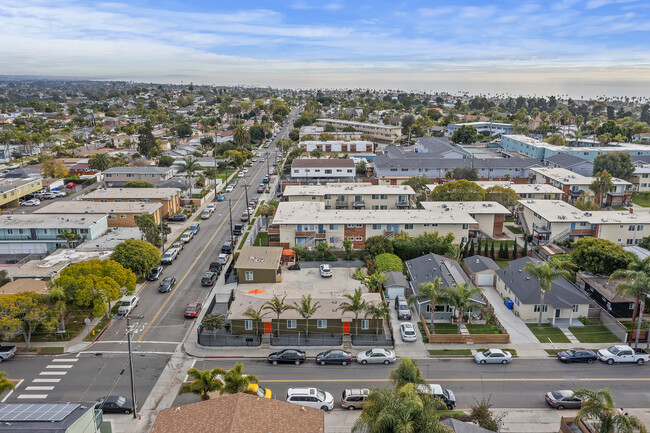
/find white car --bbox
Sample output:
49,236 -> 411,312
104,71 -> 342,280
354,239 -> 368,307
242,168 -> 249,174
356,348 -> 396,365
237,172 -> 244,178
474,348 -> 513,364
117,295 -> 139,316
400,323 -> 417,342
206,203 -> 216,212
201,210 -> 211,220
53,190 -> 67,197
180,232 -> 193,243
21,199 -> 40,206
319,264 -> 332,278
217,253 -> 229,265
286,387 -> 334,411
225,185 -> 234,193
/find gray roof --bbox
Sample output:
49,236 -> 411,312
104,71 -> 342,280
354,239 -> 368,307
416,137 -> 462,155
545,153 -> 592,168
0,402 -> 96,432
103,166 -> 173,174
373,154 -> 541,170
463,255 -> 500,273
441,418 -> 496,433
495,257 -> 589,309
383,271 -> 408,288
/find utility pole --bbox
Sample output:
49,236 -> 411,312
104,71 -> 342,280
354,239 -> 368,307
243,179 -> 250,220
159,217 -> 165,254
228,199 -> 234,241
213,131 -> 221,198
119,314 -> 142,420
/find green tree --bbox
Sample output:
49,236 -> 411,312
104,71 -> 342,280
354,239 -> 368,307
451,167 -> 479,181
430,180 -> 486,201
451,125 -> 478,144
178,368 -> 224,400
375,253 -> 403,272
202,313 -> 225,331
233,126 -> 251,147
54,259 -> 136,317
408,278 -> 444,332
610,257 -> 650,347
134,213 -> 169,248
40,156 -> 69,178
545,133 -> 566,146
171,122 -> 192,138
570,237 -> 634,275
490,241 -> 495,260
123,181 -> 154,188
443,282 -> 482,333
0,371 -> 16,397
485,186 -> 521,210
597,120 -> 628,138
364,236 -> 393,256
263,295 -> 290,337
338,288 -> 368,335
590,170 -> 613,206
401,114 -> 416,135
310,149 -> 323,159
217,363 -> 259,395
0,270 -> 10,288
291,294 -> 321,337
389,357 -> 426,388
403,175 -> 430,203
391,232 -> 455,261
522,261 -> 572,328
0,293 -> 56,350
88,153 -> 112,171
575,193 -> 600,211
288,128 -> 300,141
243,307 -> 267,336
137,121 -> 157,157
158,155 -> 174,167
343,239 -> 355,260
111,239 -> 161,278
56,229 -> 79,248
364,302 -> 389,335
593,152 -> 635,181
574,387 -> 647,433
176,155 -> 201,193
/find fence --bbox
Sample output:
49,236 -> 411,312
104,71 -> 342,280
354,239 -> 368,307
598,308 -> 630,342
197,331 -> 261,347
351,334 -> 393,347
271,333 -> 342,347
419,314 -> 510,344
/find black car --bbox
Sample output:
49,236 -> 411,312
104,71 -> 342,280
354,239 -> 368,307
147,266 -> 163,281
267,349 -> 307,365
233,224 -> 243,236
95,395 -> 134,414
316,350 -> 353,366
209,262 -> 222,274
159,276 -> 177,293
221,241 -> 233,254
557,349 -> 598,364
201,271 -> 217,286
167,214 -> 187,222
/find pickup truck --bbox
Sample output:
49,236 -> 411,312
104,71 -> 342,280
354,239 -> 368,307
597,345 -> 650,365
0,346 -> 16,362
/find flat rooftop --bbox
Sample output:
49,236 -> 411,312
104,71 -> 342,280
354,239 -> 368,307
531,166 -> 631,186
420,201 -> 511,215
283,183 -> 414,197
81,187 -> 181,200
291,158 -> 355,168
0,177 -> 42,193
235,246 -> 283,270
473,181 -> 564,195
0,213 -> 106,228
9,249 -> 112,279
505,134 -> 650,152
518,199 -> 650,224
317,118 -> 401,130
75,227 -> 143,250
103,166 -> 173,174
34,201 -> 162,214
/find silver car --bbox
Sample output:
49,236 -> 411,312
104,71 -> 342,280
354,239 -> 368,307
356,348 -> 396,365
474,349 -> 513,364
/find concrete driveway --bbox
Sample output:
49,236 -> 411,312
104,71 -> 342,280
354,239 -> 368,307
479,285 -> 539,344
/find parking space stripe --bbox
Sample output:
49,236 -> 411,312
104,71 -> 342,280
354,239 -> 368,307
45,365 -> 73,369
17,394 -> 48,399
52,358 -> 78,362
25,386 -> 54,391
39,371 -> 67,376
32,379 -> 60,383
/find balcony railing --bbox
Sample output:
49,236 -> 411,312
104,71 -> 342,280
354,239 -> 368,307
352,200 -> 365,208
395,200 -> 409,208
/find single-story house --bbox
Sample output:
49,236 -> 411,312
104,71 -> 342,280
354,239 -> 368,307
0,279 -> 48,295
463,255 -> 500,287
576,273 -> 636,319
382,271 -> 409,300
234,246 -> 283,284
495,257 -> 590,326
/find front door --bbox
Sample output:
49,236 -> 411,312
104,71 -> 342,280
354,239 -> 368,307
264,322 -> 272,334
342,322 -> 350,334
555,309 -> 561,318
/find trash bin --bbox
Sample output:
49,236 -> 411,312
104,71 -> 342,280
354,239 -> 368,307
506,300 -> 514,310
503,296 -> 511,306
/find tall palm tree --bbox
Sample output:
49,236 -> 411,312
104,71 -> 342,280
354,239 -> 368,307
56,229 -> 80,248
243,306 -> 267,336
523,261 -> 572,328
442,283 -> 482,334
176,155 -> 201,195
263,295 -> 290,337
611,257 -> 650,347
364,301 -> 390,335
89,152 -> 112,171
574,387 -> 647,433
291,294 -> 321,337
408,278 -> 444,333
590,170 -> 613,206
216,363 -> 259,395
178,368 -> 224,400
0,371 -> 15,397
233,126 -> 250,147
339,288 -> 368,336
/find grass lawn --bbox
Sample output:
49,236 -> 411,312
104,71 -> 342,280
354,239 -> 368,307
38,347 -> 64,354
253,231 -> 269,246
466,323 -> 503,334
238,232 -> 249,249
569,322 -> 621,343
526,324 -> 571,343
613,206 -> 626,211
428,349 -> 472,356
434,323 -> 459,334
632,192 -> 650,207
505,225 -> 523,234
504,216 -> 515,223
545,349 -> 563,356
494,259 -> 510,269
477,348 -> 518,356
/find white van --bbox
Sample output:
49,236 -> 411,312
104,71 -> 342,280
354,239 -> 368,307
286,387 -> 334,411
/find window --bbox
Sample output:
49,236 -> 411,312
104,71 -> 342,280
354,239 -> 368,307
7,229 -> 13,234
638,225 -> 644,231
245,271 -> 254,281
325,169 -> 332,174
347,236 -> 355,241
355,236 -> 363,241
329,224 -> 339,230
462,224 -> 469,230
293,169 -> 299,173
627,239 -> 634,245
361,320 -> 369,330
108,215 -> 116,220
372,224 -> 382,230
629,225 -> 635,231
404,224 -> 413,230
424,223 -> 439,228
380,195 -> 388,199
347,169 -> 353,173
126,173 -> 135,178
244,320 -> 253,331
324,194 -> 331,199
347,224 -> 356,228
314,169 -> 320,173
372,194 -> 379,200
317,320 -> 327,329
120,214 -> 127,218
630,303 -> 635,310
572,305 -> 579,313
371,205 -> 379,210
336,169 -> 342,172
534,305 -> 548,313
287,320 -> 297,329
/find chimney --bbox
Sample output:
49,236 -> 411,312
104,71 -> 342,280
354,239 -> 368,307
629,207 -> 633,214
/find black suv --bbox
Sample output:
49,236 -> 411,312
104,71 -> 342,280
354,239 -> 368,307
201,271 -> 217,286
221,241 -> 233,254
147,266 -> 163,281
233,224 -> 243,236
209,262 -> 223,274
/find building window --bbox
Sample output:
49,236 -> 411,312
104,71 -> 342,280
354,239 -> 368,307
638,225 -> 644,231
629,225 -> 635,231
244,320 -> 253,331
325,169 -> 332,174
245,271 -> 254,281
462,224 -> 469,229
287,320 -> 297,329
7,229 -> 13,234
324,195 -> 331,199
355,236 -> 363,241
380,195 -> 388,199
627,239 -> 634,245
108,215 -> 116,220
372,224 -> 382,230
404,224 -> 413,230
329,224 -> 338,230
347,236 -> 355,241
533,305 -> 548,313
346,224 -> 356,228
572,305 -> 579,313
120,214 -> 127,218
630,303 -> 635,310
380,205 -> 387,210
317,320 -> 327,329
361,320 -> 370,330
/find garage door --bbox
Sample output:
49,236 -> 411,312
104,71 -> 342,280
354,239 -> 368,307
477,273 -> 493,286
386,286 -> 405,299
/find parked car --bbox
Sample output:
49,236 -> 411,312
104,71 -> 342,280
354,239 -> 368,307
260,158 -> 266,162
206,204 -> 216,212
315,349 -> 353,366
40,192 -> 56,199
557,349 -> 597,364
0,346 -> 17,362
240,212 -> 249,222
189,222 -> 200,234
53,190 -> 67,197
233,224 -> 243,235
167,213 -> 187,222
216,253 -> 229,265
225,185 -> 234,193
201,271 -> 217,286
267,349 -> 306,365
159,276 -> 177,293
257,184 -> 265,193
249,383 -> 272,399
161,252 -> 175,265
95,396 -> 134,414
66,182 -> 77,188
545,390 -> 585,410
209,261 -> 223,274
597,345 -> 650,365
172,241 -> 183,252
237,172 -> 245,178
395,295 -> 412,320
117,295 -> 139,316
341,388 -> 370,410
201,210 -> 211,219
20,199 -> 40,206
474,349 -> 512,364
356,348 -> 396,365
416,384 -> 456,409
400,322 -> 417,342
217,194 -> 226,201
147,266 -> 164,281
221,241 -> 233,254
318,264 -> 333,277
180,232 -> 193,243
286,387 -> 334,411
263,176 -> 269,183
184,302 -> 202,318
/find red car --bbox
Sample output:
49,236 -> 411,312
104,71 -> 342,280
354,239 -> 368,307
184,302 -> 202,318
66,182 -> 77,188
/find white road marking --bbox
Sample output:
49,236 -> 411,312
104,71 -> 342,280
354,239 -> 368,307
32,379 -> 60,383
45,365 -> 73,369
17,394 -> 48,399
39,371 -> 67,376
24,386 -> 54,391
78,351 -> 174,355
1,379 -> 23,403
51,358 -> 78,362
183,359 -> 197,383
91,341 -> 178,345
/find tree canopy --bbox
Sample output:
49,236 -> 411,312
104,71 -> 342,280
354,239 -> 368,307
430,180 -> 486,201
0,293 -> 56,350
451,125 -> 478,144
570,237 -> 634,275
392,232 -> 455,261
593,152 -> 634,181
484,185 -> 521,209
123,181 -> 154,188
135,213 -> 170,248
375,253 -> 403,272
451,167 -> 479,181
111,239 -> 161,277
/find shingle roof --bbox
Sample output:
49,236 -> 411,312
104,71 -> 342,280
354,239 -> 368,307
545,153 -> 592,168
383,271 -> 408,288
416,137 -> 462,155
441,418 -> 496,433
374,154 -> 541,170
463,255 -> 500,273
496,257 -> 589,308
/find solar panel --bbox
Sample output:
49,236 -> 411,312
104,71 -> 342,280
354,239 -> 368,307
0,403 -> 80,422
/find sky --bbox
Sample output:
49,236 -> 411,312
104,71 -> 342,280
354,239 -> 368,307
2,0 -> 650,98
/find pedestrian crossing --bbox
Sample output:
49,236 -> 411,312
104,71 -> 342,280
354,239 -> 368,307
16,358 -> 77,400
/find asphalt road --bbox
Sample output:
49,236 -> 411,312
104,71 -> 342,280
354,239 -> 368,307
174,358 -> 650,410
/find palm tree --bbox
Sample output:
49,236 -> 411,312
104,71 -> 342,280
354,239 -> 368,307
176,155 -> 201,195
0,371 -> 15,397
574,387 -> 647,433
291,294 -> 321,338
523,261 -> 572,328
243,306 -> 267,336
89,152 -> 112,171
408,278 -> 444,333
233,126 -> 250,147
364,302 -> 389,335
217,363 -> 259,395
57,229 -> 80,248
590,170 -> 614,206
442,283 -> 482,334
339,288 -> 368,336
611,257 -> 650,347
178,368 -> 224,400
263,295 -> 290,337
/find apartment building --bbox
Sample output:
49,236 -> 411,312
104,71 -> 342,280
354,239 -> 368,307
544,154 -> 594,177
112,133 -> 139,147
420,201 -> 510,238
632,166 -> 650,192
315,119 -> 403,144
473,181 -> 564,200
34,201 -> 162,227
81,188 -> 181,217
283,183 -> 415,209
270,201 -> 474,249
299,125 -> 362,141
298,140 -> 374,153
0,214 -> 109,254
0,177 -> 44,209
290,158 -> 355,180
103,166 -> 175,187
446,122 -> 513,137
518,199 -> 650,245
531,167 -> 632,206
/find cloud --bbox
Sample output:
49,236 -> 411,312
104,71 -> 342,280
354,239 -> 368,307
586,0 -> 637,9
291,2 -> 343,11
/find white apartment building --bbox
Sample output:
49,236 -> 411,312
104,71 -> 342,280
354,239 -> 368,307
315,119 -> 403,144
474,181 -> 564,200
420,201 -> 510,238
298,140 -> 374,153
446,122 -> 513,137
290,158 -> 356,180
283,183 -> 415,209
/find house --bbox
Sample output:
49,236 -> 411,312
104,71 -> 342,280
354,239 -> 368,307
283,183 -> 415,210
102,166 -> 175,187
81,187 -> 181,217
576,273 -> 636,319
446,122 -> 513,138
463,255 -> 500,287
0,177 -> 44,209
299,140 -> 374,153
290,158 -> 356,180
0,214 -> 109,254
0,402 -> 102,433
382,271 -> 409,299
631,165 -> 650,192
544,154 -> 594,177
150,393 -> 324,433
299,125 -> 362,141
34,201 -> 163,227
495,257 -> 590,325
405,253 -> 484,321
415,137 -> 468,158
0,279 -> 48,295
234,246 -> 283,284
473,181 -> 564,200
420,201 -> 510,238
112,133 -> 139,147
315,118 -> 403,143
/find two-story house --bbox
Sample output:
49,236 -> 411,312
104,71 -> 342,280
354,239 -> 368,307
290,158 -> 355,180
34,201 -> 163,227
80,188 -> 181,217
0,177 -> 44,209
315,119 -> 403,144
103,166 -> 175,187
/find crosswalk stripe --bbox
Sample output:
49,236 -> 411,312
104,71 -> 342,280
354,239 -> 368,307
24,386 -> 54,391
39,371 -> 67,376
45,365 -> 73,369
51,358 -> 78,362
17,395 -> 48,399
32,379 -> 60,383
